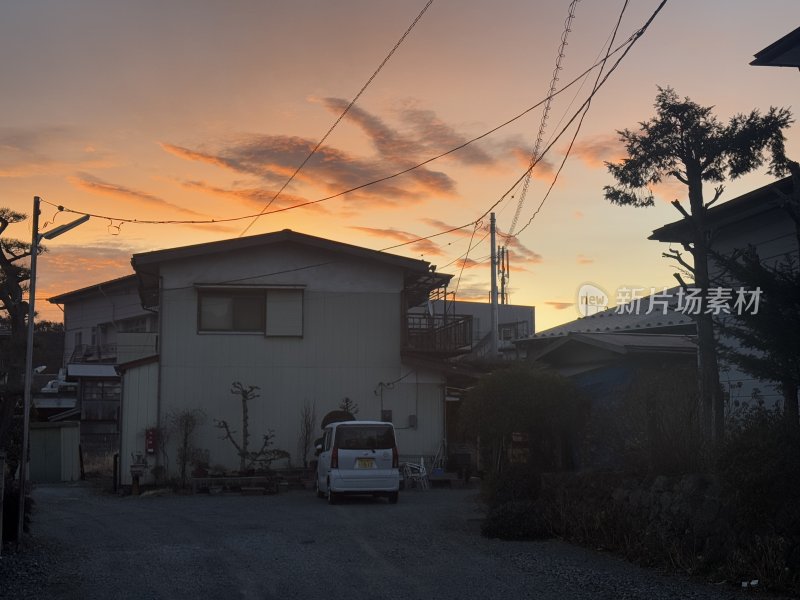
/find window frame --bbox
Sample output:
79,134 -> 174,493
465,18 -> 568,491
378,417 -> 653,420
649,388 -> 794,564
195,285 -> 304,336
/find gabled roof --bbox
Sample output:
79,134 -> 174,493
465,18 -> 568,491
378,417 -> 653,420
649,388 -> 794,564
528,332 -> 696,363
648,176 -> 793,244
131,229 -> 451,308
751,27 -> 800,68
48,273 -> 138,305
517,286 -> 694,341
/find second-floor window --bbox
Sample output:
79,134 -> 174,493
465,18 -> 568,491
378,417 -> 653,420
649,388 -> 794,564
197,287 -> 303,336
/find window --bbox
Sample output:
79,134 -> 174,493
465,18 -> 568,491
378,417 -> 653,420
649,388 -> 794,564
197,287 -> 303,335
335,425 -> 396,450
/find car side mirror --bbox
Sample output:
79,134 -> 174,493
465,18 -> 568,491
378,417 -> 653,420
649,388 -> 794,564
314,438 -> 324,456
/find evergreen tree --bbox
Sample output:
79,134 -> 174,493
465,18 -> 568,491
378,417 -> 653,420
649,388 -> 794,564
604,86 -> 792,442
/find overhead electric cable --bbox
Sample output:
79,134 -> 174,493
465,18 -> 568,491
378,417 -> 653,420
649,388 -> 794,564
452,221 -> 481,300
41,0 -> 665,253
380,0 -> 667,253
507,0 -> 580,237
238,0 -> 435,237
511,0 -> 629,238
41,34 -> 640,229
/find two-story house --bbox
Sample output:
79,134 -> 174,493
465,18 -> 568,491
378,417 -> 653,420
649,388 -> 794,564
52,229 -> 479,485
48,274 -> 158,462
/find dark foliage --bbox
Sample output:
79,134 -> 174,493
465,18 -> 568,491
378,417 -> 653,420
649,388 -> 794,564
715,248 -> 800,427
460,365 -> 587,475
604,86 -> 793,444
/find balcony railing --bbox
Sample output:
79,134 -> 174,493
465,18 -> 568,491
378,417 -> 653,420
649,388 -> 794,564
69,344 -> 118,364
404,314 -> 473,355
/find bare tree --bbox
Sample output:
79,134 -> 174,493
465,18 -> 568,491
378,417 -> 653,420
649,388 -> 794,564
216,382 -> 289,473
338,396 -> 359,417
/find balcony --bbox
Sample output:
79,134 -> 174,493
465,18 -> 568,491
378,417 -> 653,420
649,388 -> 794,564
404,314 -> 473,356
69,344 -> 118,364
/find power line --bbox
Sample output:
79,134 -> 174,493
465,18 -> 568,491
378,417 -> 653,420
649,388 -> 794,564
40,34 -> 639,230
38,0 -> 666,283
507,0 -> 580,237
381,0 -> 667,253
510,0 -> 630,239
238,0 -> 435,237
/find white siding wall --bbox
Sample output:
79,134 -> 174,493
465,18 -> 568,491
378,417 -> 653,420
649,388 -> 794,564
148,244 -> 445,475
120,361 -> 159,485
711,207 -> 799,407
59,280 -> 151,365
380,367 -> 444,459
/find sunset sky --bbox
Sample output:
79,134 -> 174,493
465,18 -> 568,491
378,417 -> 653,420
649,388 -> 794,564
1,0 -> 798,329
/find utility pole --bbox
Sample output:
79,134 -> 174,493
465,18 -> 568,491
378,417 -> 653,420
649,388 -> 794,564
489,213 -> 499,359
17,197 -> 88,545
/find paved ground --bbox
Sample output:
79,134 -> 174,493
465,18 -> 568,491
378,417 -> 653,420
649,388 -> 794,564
0,483 -> 775,599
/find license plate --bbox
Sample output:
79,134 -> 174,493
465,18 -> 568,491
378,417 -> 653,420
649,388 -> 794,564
356,458 -> 376,469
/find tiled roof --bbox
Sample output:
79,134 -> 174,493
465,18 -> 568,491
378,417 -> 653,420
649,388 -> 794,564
523,287 -> 694,339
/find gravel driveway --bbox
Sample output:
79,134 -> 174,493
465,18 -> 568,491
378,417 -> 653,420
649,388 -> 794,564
0,482 -> 775,599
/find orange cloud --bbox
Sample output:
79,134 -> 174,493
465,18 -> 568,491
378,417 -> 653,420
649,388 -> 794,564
70,173 -> 207,218
651,178 -> 689,204
496,231 -> 543,267
570,134 -> 626,168
509,147 -> 558,181
577,254 -> 594,265
181,180 -> 328,215
162,131 -> 456,210
349,226 -> 444,257
573,210 -> 584,219
545,301 -> 574,310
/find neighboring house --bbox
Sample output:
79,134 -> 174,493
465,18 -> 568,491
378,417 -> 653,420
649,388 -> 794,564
410,299 -> 534,361
751,26 -> 800,69
51,229 -> 477,486
48,275 -> 158,460
516,292 -> 696,383
649,176 -> 800,407
516,297 -> 697,468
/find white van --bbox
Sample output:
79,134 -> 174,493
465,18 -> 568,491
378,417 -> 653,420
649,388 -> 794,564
315,420 -> 400,504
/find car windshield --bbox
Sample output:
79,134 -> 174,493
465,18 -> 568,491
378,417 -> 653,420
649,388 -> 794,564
335,425 -> 394,450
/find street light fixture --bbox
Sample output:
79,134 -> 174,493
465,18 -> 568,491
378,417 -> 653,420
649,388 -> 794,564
17,196 -> 89,544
